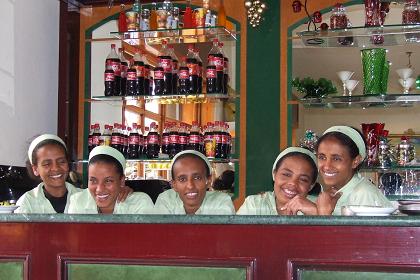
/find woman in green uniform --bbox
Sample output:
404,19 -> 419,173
315,126 -> 393,215
154,150 -> 235,215
68,146 -> 153,214
237,147 -> 318,215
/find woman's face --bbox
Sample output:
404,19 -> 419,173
273,156 -> 314,207
317,137 -> 361,191
32,144 -> 69,190
88,162 -> 124,214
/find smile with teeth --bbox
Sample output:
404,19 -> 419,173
185,192 -> 198,199
283,188 -> 297,198
322,171 -> 337,177
96,194 -> 110,201
49,174 -> 63,179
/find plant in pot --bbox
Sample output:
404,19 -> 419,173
292,77 -> 337,99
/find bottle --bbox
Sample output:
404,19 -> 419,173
186,44 -> 199,93
92,123 -> 101,151
204,123 -> 215,158
183,5 -> 193,28
119,48 -> 128,96
122,125 -> 129,157
111,123 -> 121,152
168,122 -> 180,158
126,59 -> 137,96
102,124 -> 112,146
118,4 -> 128,33
178,57 -> 190,94
146,122 -> 160,158
179,123 -> 188,151
194,48 -> 203,93
128,123 -> 140,159
105,44 -> 121,96
142,53 -> 151,95
188,121 -> 201,152
214,121 -> 222,158
220,122 -> 229,158
206,55 -> 217,93
143,126 -> 149,156
88,124 -> 94,152
217,0 -> 227,27
150,2 -> 158,30
153,60 -> 165,95
161,122 -> 170,155
169,45 -> 179,94
226,123 -> 232,156
141,9 -> 151,31
208,39 -> 224,93
158,40 -> 173,95
133,51 -> 145,95
218,42 -> 229,94
104,65 -> 115,97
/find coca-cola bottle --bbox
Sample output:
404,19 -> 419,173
111,123 -> 122,152
142,53 -> 151,95
169,45 -> 179,95
126,59 -> 137,96
194,48 -> 203,93
186,45 -> 198,93
214,121 -> 223,158
178,123 -> 188,151
105,44 -> 121,96
178,57 -> 190,94
219,42 -> 229,94
208,39 -> 224,93
188,121 -> 201,152
119,48 -> 128,96
92,123 -> 101,151
168,122 -> 180,158
100,124 -> 111,146
146,122 -> 160,158
133,51 -> 145,95
204,122 -> 215,158
128,123 -> 140,159
153,60 -> 165,95
104,65 -> 115,97
122,125 -> 129,157
226,123 -> 232,156
158,40 -> 172,95
161,122 -> 170,155
220,122 -> 228,159
88,124 -> 94,152
206,55 -> 217,93
143,126 -> 149,155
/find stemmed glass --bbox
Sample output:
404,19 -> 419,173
337,71 -> 354,96
399,78 -> 415,94
345,80 -> 359,96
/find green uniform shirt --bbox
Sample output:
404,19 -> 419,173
154,189 -> 235,215
68,189 -> 154,214
15,182 -> 81,214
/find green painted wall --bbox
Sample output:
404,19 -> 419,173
0,261 -> 24,280
300,270 -> 420,280
246,0 -> 281,195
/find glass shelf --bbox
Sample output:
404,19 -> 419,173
103,26 -> 238,46
87,93 -> 236,104
294,24 -> 420,48
290,93 -> 420,108
361,165 -> 420,172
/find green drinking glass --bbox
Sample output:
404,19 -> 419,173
381,60 -> 390,94
361,48 -> 386,95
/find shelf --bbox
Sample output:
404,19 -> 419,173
361,165 -> 420,172
94,26 -> 239,46
290,93 -> 420,108
294,24 -> 420,48
87,93 -> 236,104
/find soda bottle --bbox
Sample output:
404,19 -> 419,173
208,39 -> 224,93
199,124 -> 205,154
133,51 -> 145,95
128,123 -> 140,159
104,65 -> 115,97
178,57 -> 190,94
138,125 -> 144,156
168,122 -> 180,158
150,2 -> 158,30
226,123 -> 232,156
146,122 -> 160,158
217,0 -> 227,27
206,55 -> 217,93
153,60 -> 165,95
169,45 -> 179,95
122,125 -> 129,157
92,123 -> 101,150
88,124 -> 94,152
142,52 -> 151,95
111,123 -> 121,152
214,121 -> 223,158
194,48 -> 203,93
126,59 -> 137,96
119,48 -> 128,96
221,122 -> 230,158
158,40 -> 173,95
204,122 -> 215,158
161,122 -> 170,155
143,126 -> 149,155
105,44 -> 121,96
218,42 -> 229,94
188,121 -> 201,152
186,45 -> 198,93
178,123 -> 188,151
101,124 -> 111,146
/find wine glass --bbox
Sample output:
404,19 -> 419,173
337,71 -> 354,96
396,68 -> 413,80
345,80 -> 359,96
399,77 -> 415,94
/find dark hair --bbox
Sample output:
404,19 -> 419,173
89,154 -> 124,177
273,152 -> 318,184
26,139 -> 68,181
171,154 -> 211,179
213,170 -> 234,191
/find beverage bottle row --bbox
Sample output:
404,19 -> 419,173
104,39 -> 229,97
88,121 -> 232,160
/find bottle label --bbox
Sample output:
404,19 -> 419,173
111,61 -> 121,76
214,134 -> 222,144
135,65 -> 145,77
111,135 -> 120,145
179,69 -> 189,79
169,135 -> 179,144
221,134 -> 228,144
179,135 -> 188,144
154,70 -> 164,80
209,56 -> 224,71
104,72 -> 115,81
92,135 -> 100,145
127,71 -> 137,81
147,134 -> 159,144
121,64 -> 128,78
129,135 -> 140,145
187,63 -> 198,75
162,135 -> 169,145
206,68 -> 217,78
160,58 -> 172,73
189,135 -> 200,144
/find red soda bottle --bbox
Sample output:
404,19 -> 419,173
105,44 -> 121,96
119,48 -> 128,96
126,59 -> 137,96
161,122 -> 170,155
128,123 -> 140,159
158,40 -> 173,95
92,123 -> 101,150
168,122 -> 180,158
133,51 -> 145,95
188,121 -> 201,152
194,48 -> 203,93
178,57 -> 190,94
218,42 -> 229,94
186,45 -> 198,93
146,122 -> 160,158
208,39 -> 223,93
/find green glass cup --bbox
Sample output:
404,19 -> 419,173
381,60 -> 390,94
361,48 -> 386,95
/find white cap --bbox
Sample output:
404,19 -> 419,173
272,147 -> 317,181
28,134 -> 67,164
170,150 -> 212,179
89,146 -> 126,171
323,126 -> 366,160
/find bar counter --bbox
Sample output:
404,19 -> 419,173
1,214 -> 420,279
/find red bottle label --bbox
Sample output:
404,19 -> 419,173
111,135 -> 120,145
187,63 -> 198,75
104,72 -> 115,81
147,135 -> 159,144
121,64 -> 128,78
213,57 -> 224,71
169,135 -> 179,144
129,135 -> 139,145
154,70 -> 164,79
214,134 -> 222,144
135,65 -> 145,77
127,71 -> 136,80
189,135 -> 200,144
92,135 -> 100,145
179,69 -> 189,79
162,135 -> 169,145
206,68 -> 217,78
160,58 -> 172,73
179,135 -> 188,144
111,61 -> 121,76
221,134 -> 228,144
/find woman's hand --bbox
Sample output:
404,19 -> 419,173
280,195 -> 318,215
117,185 -> 134,202
316,190 -> 342,215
